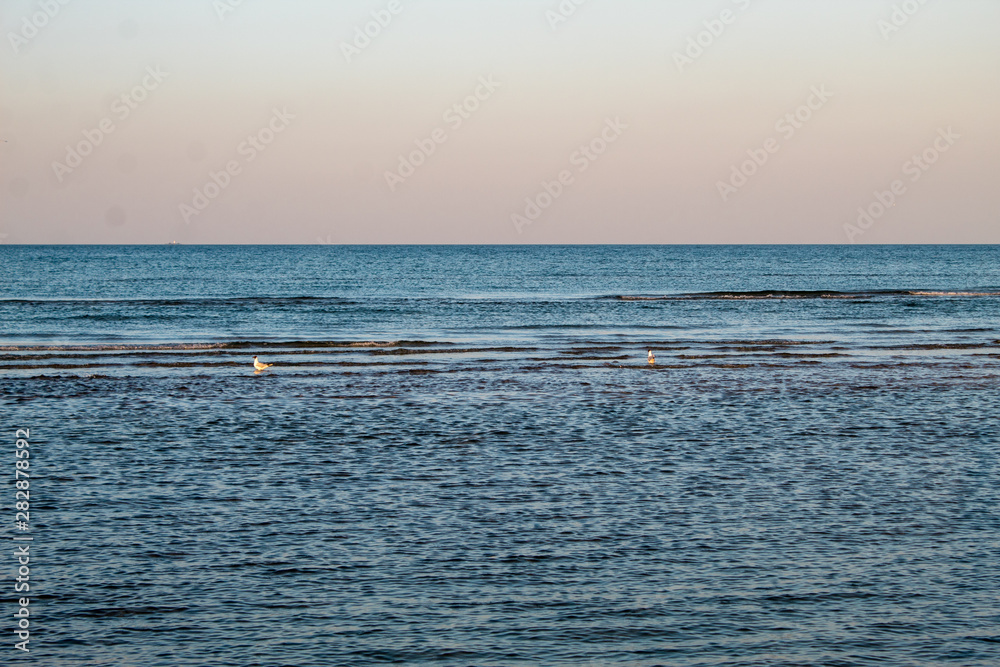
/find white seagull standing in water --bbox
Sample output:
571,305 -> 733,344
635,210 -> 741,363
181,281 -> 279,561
648,349 -> 655,365
253,356 -> 273,372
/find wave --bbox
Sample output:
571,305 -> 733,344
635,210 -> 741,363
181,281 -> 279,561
610,290 -> 1000,301
907,291 -> 1000,297
0,296 -> 359,306
372,346 -> 536,356
0,340 -> 444,353
7,291 -> 997,311
875,342 -> 1000,351
2,360 -> 436,370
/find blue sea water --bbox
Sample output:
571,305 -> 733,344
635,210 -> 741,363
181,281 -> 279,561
1,245 -> 999,666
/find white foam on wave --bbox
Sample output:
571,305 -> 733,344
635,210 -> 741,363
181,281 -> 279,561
908,291 -> 1000,297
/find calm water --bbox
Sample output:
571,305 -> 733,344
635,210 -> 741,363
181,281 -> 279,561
2,245 -> 999,666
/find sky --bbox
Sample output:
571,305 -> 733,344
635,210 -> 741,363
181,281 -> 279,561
0,0 -> 998,244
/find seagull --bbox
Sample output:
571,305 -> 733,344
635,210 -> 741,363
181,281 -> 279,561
648,349 -> 655,365
253,356 -> 273,372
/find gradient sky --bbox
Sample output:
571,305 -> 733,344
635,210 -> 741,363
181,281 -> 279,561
1,0 -> 998,244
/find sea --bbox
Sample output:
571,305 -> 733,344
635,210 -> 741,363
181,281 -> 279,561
1,244 -> 999,666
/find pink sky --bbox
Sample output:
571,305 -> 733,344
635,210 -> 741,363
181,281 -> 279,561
1,0 -> 998,244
